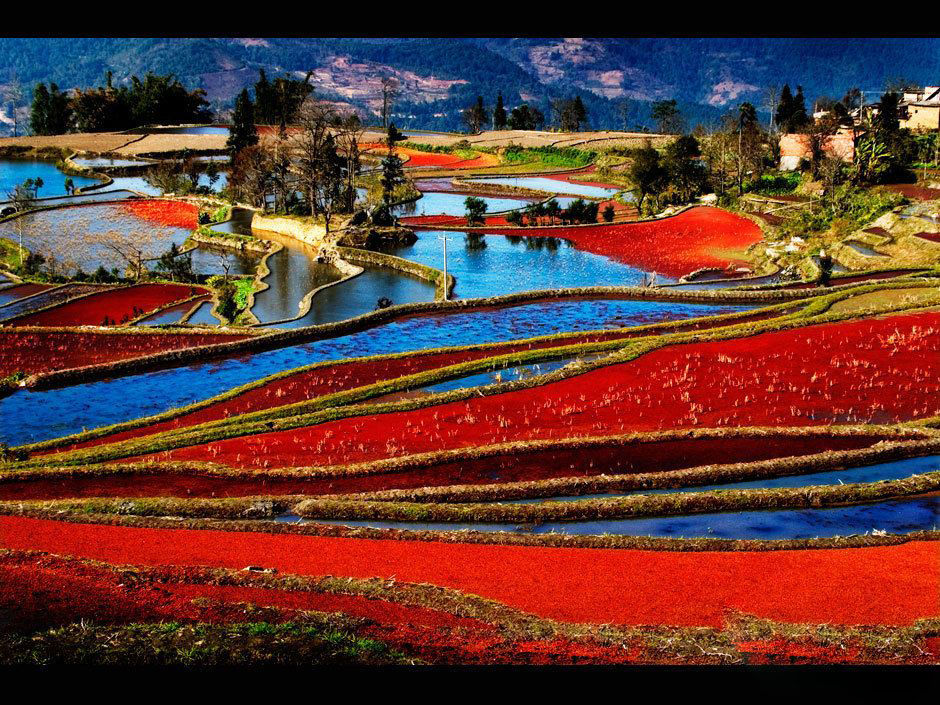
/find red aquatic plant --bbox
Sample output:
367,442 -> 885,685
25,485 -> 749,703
147,312 -> 940,469
119,200 -> 199,229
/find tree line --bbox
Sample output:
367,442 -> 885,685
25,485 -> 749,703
461,94 -> 588,133
30,71 -> 212,134
629,80 -> 932,216
225,72 -> 373,235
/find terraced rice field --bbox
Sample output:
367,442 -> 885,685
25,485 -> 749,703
0,200 -> 198,276
0,328 -> 251,377
121,311 -> 939,469
7,283 -> 208,327
473,207 -> 764,279
1,149 -> 938,665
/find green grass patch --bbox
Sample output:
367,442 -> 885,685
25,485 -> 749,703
0,620 -> 411,666
233,277 -> 254,309
501,145 -> 596,168
0,237 -> 27,271
746,172 -> 802,196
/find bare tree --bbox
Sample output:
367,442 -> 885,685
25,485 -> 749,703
215,249 -> 232,281
764,84 -> 780,134
144,160 -> 188,195
101,238 -> 150,281
701,121 -> 736,198
229,145 -> 274,210
334,112 -> 364,212
295,96 -> 335,217
7,74 -> 23,137
5,182 -> 35,212
805,114 -> 840,179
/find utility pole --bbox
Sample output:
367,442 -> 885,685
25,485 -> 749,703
439,234 -> 448,301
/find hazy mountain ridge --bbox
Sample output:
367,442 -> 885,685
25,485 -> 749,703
1,37 -> 939,134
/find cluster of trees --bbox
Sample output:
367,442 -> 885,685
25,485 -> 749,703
4,177 -> 45,209
154,242 -> 196,282
854,90 -> 928,184
700,102 -> 770,198
629,135 -> 708,213
651,100 -> 684,134
252,69 -> 314,127
504,198 -> 601,227
629,78 -> 937,219
773,85 -> 811,133
31,72 -> 211,135
144,155 -> 222,196
462,94 -> 584,132
772,83 -> 929,186
551,97 -> 588,132
463,196 -> 487,225
28,83 -> 71,135
508,104 -> 545,130
227,85 -> 367,234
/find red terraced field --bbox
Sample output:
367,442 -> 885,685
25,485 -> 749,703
541,166 -> 618,189
39,306 -> 784,455
8,283 -> 208,327
359,144 -> 499,169
135,296 -> 210,324
0,551 -> 527,666
0,552 -> 671,665
0,283 -> 53,303
400,214 -> 477,227
883,183 -> 940,201
0,551 -> 264,632
401,201 -> 635,228
748,210 -> 785,226
0,516 -> 935,628
118,200 -> 198,229
914,232 -> 940,244
0,329 -> 251,377
142,311 -> 940,469
10,433 -> 892,500
416,207 -> 764,279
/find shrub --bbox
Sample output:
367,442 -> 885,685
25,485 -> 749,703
464,196 -> 487,225
746,172 -> 801,195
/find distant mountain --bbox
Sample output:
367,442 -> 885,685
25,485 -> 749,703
2,37 -> 939,135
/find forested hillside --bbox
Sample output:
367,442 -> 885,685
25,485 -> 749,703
1,37 -> 938,134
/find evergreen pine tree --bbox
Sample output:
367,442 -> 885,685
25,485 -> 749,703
227,89 -> 258,156
775,84 -> 794,132
254,69 -> 272,124
792,86 -> 809,131
30,83 -> 50,135
493,93 -> 507,130
573,95 -> 587,129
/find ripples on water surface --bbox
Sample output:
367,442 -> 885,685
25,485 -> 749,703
289,496 -> 939,539
1,298 -> 751,444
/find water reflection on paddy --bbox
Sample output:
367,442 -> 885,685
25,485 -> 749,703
380,230 -> 659,298
465,176 -> 618,200
0,159 -> 99,198
0,297 -> 750,444
294,496 -> 939,539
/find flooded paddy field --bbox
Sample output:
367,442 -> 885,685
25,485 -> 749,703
0,297 -> 751,445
